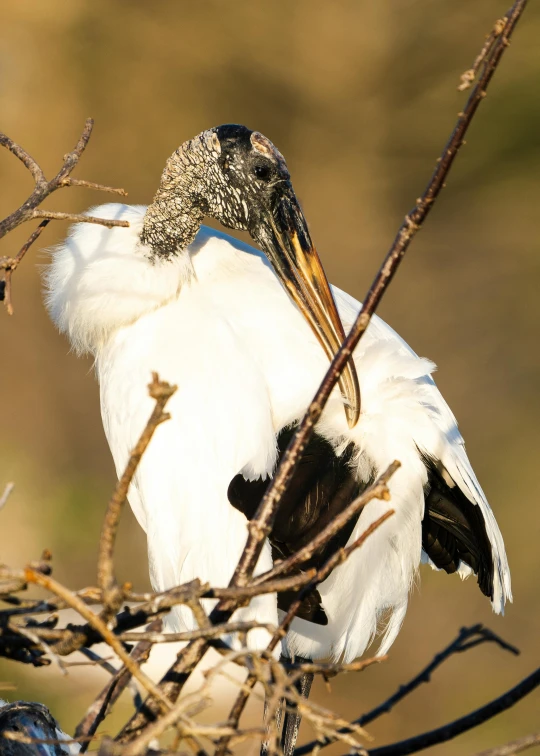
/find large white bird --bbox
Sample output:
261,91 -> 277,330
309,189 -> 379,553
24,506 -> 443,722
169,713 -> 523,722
44,125 -> 511,752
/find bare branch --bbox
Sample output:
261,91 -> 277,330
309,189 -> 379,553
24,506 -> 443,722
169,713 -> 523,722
97,373 -> 177,615
0,117 -> 128,313
254,462 -> 398,586
214,507 -> 396,756
458,17 -> 507,91
363,666 -> 540,756
116,637 -> 208,744
0,131 -> 45,184
60,177 -> 128,195
268,508 -> 396,661
296,624 -> 520,755
285,655 -> 386,678
0,118 -> 127,240
118,620 -> 277,644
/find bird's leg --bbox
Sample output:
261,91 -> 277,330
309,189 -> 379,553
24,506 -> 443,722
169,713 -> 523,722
260,696 -> 284,756
260,655 -> 313,756
280,655 -> 314,756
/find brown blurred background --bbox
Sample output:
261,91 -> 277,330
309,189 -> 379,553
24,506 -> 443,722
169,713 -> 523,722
1,1 -> 539,753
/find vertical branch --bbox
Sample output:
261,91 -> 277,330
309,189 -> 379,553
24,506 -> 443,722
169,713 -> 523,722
97,374 -> 176,610
225,0 -> 529,593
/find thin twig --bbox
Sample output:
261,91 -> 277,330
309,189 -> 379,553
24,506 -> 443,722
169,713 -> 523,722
116,637 -> 209,744
0,131 -> 45,184
284,656 -> 386,678
358,627 -> 519,728
254,463 -> 398,585
60,177 -> 128,195
31,209 -> 128,227
118,620 -> 277,644
458,17 -> 507,90
472,732 -> 540,756
0,118 -> 127,240
0,578 -> 210,660
97,373 -> 177,616
1,221 -> 49,314
118,693 -> 216,756
274,508 -> 396,655
0,482 -> 14,511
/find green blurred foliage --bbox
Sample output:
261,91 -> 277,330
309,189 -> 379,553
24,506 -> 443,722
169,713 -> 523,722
1,1 -> 539,753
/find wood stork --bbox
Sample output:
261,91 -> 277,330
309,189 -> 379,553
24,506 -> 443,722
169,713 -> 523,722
44,124 -> 511,753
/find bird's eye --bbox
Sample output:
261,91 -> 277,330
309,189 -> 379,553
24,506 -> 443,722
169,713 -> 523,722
253,164 -> 272,181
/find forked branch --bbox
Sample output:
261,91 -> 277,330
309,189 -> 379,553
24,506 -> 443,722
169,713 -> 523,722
0,118 -> 128,313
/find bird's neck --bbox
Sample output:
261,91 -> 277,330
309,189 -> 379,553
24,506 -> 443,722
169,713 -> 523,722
141,146 -> 205,259
141,193 -> 203,260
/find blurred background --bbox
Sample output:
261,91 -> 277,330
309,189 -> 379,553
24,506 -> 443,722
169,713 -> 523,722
1,1 -> 539,753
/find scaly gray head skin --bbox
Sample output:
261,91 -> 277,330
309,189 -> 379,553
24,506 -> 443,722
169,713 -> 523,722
141,124 -> 360,427
141,124 -> 291,257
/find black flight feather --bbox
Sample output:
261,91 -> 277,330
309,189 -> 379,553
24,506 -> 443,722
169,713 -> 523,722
228,426 -> 363,624
420,451 -> 494,599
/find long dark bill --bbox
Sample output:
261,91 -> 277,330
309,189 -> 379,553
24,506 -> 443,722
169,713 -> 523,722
260,190 -> 360,428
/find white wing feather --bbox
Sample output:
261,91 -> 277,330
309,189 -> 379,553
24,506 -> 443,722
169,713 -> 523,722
334,286 -> 512,613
